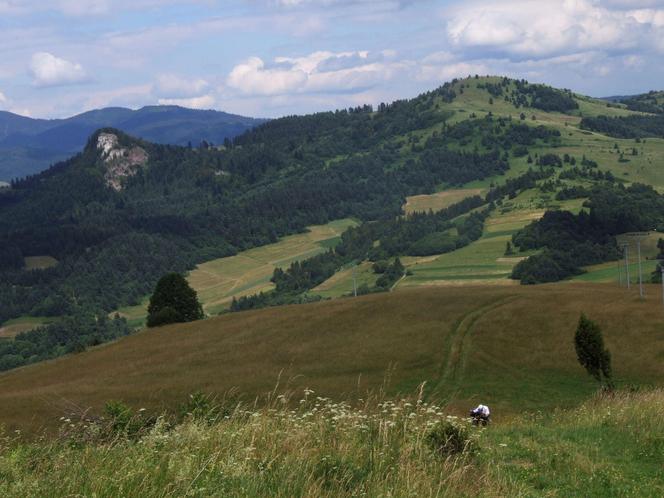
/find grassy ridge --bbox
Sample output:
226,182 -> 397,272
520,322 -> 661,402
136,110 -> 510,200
1,284 -> 663,435
0,389 -> 661,497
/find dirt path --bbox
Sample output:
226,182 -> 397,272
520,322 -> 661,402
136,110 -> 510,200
430,296 -> 518,401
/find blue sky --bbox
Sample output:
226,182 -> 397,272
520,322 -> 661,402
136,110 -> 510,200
1,0 -> 663,118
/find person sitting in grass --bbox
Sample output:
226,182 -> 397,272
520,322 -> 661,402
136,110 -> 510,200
469,404 -> 491,425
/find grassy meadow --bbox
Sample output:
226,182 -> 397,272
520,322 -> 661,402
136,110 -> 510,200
0,386 -> 660,497
1,284 -> 663,436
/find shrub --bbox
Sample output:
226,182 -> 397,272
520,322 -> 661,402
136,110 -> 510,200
102,400 -> 155,440
426,419 -> 477,457
539,153 -> 563,167
178,391 -> 227,423
372,260 -> 389,274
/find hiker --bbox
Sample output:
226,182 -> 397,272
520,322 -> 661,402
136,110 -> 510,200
469,404 -> 490,425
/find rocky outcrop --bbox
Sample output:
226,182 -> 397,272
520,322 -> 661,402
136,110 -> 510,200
97,132 -> 148,191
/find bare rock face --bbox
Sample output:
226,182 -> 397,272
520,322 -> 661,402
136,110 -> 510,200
97,132 -> 148,191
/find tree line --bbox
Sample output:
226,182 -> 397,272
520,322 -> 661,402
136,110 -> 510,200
511,183 -> 664,283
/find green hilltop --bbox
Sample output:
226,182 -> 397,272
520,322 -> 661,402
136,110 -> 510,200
1,74 -> 664,375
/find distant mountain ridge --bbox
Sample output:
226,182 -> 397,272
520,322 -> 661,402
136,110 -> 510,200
600,91 -> 664,114
0,106 -> 266,180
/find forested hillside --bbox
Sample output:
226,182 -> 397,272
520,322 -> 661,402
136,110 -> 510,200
0,76 -> 659,371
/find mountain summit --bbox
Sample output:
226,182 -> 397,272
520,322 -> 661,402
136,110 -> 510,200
0,105 -> 265,181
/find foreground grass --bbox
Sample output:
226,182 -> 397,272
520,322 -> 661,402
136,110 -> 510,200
0,389 -> 661,497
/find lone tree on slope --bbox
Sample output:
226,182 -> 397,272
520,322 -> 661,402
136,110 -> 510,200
574,314 -> 614,390
147,273 -> 204,328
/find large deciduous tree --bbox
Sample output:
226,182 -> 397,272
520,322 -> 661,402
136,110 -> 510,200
147,273 -> 204,327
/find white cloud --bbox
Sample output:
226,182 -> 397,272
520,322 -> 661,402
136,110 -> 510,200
0,91 -> 6,104
154,74 -> 210,98
226,50 -> 409,96
445,0 -> 664,59
227,56 -> 308,95
157,95 -> 216,109
29,52 -> 88,87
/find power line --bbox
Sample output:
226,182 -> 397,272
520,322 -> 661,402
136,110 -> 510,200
661,266 -> 664,308
637,239 -> 644,299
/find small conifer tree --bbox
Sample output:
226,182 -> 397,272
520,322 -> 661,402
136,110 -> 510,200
574,314 -> 613,389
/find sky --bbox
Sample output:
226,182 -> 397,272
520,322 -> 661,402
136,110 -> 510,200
0,0 -> 663,119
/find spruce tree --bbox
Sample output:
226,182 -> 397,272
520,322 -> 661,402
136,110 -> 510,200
147,273 -> 204,327
574,314 -> 613,389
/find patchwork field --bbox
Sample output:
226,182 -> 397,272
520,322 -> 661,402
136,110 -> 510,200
115,219 -> 356,325
398,191 -> 585,287
1,284 -> 663,435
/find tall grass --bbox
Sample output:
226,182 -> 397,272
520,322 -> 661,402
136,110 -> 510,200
0,388 -> 662,497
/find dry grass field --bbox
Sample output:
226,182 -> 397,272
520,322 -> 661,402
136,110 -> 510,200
23,256 -> 58,270
1,283 -> 662,435
403,188 -> 484,214
0,316 -> 51,339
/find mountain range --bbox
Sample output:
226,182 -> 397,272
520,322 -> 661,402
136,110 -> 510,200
0,106 -> 265,181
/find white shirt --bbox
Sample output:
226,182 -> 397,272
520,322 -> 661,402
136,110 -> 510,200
475,404 -> 490,416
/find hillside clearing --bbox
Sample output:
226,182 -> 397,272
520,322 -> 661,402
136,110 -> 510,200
23,256 -> 58,270
0,316 -> 52,339
403,188 -> 484,214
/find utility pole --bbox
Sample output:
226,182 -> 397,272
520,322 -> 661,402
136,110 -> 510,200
617,256 -> 622,287
352,264 -> 357,297
624,244 -> 631,290
637,239 -> 644,298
